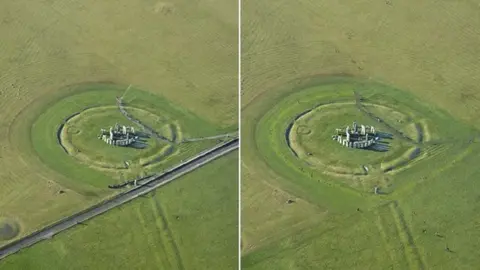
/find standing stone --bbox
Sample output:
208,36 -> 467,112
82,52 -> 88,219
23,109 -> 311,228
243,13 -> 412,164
361,125 -> 366,135
346,132 -> 350,141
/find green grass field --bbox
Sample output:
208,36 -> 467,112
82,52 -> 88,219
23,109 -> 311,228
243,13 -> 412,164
242,1 -> 480,269
0,152 -> 238,270
0,0 -> 237,267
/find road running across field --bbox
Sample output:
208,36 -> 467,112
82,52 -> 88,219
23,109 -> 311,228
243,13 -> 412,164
182,132 -> 238,142
0,138 -> 238,260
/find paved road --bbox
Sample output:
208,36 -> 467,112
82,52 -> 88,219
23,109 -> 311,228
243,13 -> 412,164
182,132 -> 238,142
0,138 -> 238,260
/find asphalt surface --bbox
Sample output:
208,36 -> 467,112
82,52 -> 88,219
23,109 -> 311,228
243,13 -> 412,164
0,138 -> 238,260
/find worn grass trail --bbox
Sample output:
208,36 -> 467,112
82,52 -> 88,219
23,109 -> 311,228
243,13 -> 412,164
389,201 -> 426,270
149,194 -> 185,270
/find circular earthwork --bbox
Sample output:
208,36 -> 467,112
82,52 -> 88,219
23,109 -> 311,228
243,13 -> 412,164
59,106 -> 177,170
11,83 -> 221,190
254,77 -> 476,194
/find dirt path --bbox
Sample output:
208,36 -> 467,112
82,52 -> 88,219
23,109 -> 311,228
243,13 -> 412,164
354,91 -> 416,144
116,97 -> 172,144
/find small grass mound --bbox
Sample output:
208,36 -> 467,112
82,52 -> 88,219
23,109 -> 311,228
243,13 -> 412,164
0,218 -> 20,241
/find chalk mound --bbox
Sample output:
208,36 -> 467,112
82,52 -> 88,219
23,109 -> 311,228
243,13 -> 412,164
0,218 -> 20,241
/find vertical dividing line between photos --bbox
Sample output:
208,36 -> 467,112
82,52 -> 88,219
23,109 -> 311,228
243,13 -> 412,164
237,0 -> 242,268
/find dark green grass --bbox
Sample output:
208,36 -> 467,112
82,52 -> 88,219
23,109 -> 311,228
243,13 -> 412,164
30,83 -> 227,190
253,78 -> 475,201
0,152 -> 238,270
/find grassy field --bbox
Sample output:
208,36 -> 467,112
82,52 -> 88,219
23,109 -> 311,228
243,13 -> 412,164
0,0 -> 236,260
242,1 -> 480,269
0,152 -> 238,270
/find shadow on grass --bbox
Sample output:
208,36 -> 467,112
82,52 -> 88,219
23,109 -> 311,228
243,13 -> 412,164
127,132 -> 152,149
362,132 -> 394,152
130,140 -> 149,149
365,142 -> 390,152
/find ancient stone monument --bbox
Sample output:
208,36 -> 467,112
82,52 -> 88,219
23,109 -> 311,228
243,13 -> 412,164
98,123 -> 138,146
331,121 -> 379,149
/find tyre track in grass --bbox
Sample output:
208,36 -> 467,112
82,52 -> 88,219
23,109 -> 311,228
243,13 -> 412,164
134,204 -> 166,268
150,194 -> 185,270
389,201 -> 427,270
374,207 -> 408,268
